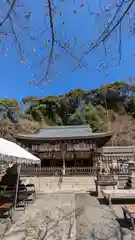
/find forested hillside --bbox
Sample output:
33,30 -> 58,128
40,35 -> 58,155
1,81 -> 135,145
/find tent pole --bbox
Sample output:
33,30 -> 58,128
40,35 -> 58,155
14,164 -> 21,209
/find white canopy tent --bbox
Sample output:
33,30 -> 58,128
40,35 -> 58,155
0,138 -> 40,164
0,138 -> 40,209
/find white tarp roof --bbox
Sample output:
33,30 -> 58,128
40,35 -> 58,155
0,138 -> 40,164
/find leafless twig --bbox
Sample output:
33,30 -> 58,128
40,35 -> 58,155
83,0 -> 133,57
0,0 -> 17,26
37,0 -> 55,85
8,15 -> 23,59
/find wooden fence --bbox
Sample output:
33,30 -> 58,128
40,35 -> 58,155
20,165 -> 132,177
20,166 -> 97,176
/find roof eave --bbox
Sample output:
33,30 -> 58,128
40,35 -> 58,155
15,131 -> 113,141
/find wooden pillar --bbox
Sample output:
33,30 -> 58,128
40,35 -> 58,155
61,142 -> 66,176
73,151 -> 76,166
62,151 -> 65,175
89,140 -> 93,166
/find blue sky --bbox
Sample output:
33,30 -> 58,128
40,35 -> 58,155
0,0 -> 135,100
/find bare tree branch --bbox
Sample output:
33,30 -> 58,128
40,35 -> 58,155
0,0 -> 134,86
37,0 -> 55,85
6,0 -> 16,16
102,0 -> 135,43
0,0 -> 17,27
118,21 -> 122,64
82,0 -> 128,57
8,15 -> 23,59
55,39 -> 81,66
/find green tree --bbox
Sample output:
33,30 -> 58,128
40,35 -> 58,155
68,103 -> 107,132
0,99 -> 20,122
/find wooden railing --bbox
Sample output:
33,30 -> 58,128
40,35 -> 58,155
20,166 -> 97,176
20,165 -> 133,177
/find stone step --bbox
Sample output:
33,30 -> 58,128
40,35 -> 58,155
22,176 -> 96,192
25,177 -> 94,182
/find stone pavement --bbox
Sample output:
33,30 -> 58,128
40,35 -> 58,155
75,194 -> 135,240
0,193 -> 135,240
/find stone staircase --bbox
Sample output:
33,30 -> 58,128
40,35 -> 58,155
61,177 -> 95,192
21,176 -> 95,193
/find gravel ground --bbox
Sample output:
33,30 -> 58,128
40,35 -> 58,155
0,193 -> 135,240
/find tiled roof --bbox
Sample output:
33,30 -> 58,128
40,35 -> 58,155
15,125 -> 113,141
103,146 -> 135,154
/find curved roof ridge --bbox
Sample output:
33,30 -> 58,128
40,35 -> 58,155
39,125 -> 90,130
